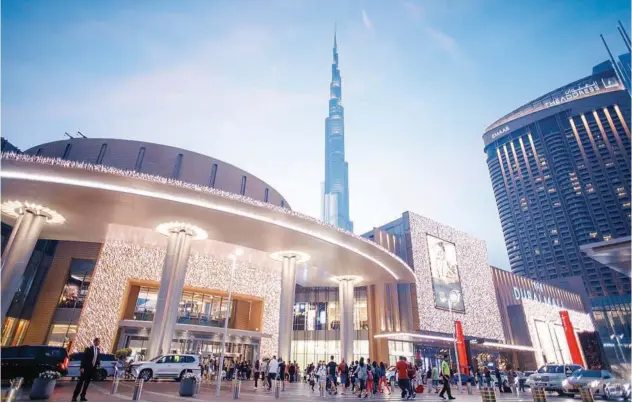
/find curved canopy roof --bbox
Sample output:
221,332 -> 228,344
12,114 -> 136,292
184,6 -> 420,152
1,153 -> 415,287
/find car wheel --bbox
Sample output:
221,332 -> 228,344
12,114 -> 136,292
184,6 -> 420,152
139,369 -> 152,382
93,369 -> 108,381
176,370 -> 191,382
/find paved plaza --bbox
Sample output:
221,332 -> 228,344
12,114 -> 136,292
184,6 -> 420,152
3,379 -> 582,402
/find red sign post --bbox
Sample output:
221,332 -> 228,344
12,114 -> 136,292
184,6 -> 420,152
454,321 -> 469,374
559,311 -> 584,366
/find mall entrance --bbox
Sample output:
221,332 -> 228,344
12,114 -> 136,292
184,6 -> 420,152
118,327 -> 260,363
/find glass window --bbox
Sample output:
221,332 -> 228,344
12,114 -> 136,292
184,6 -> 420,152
172,154 -> 183,179
209,164 -> 218,188
62,143 -> 72,159
58,259 -> 95,309
96,143 -> 107,164
134,287 -> 158,321
134,147 -> 146,172
264,188 -> 269,203
240,176 -> 247,195
47,324 -> 78,347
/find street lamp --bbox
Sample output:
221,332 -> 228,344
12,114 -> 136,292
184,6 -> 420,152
447,290 -> 462,393
610,334 -> 627,364
216,248 -> 243,397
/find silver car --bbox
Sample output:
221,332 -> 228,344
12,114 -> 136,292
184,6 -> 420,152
530,364 -> 583,395
562,369 -> 614,398
604,379 -> 632,401
67,352 -> 117,381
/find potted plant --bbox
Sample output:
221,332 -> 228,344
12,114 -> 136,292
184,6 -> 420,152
179,372 -> 200,397
29,370 -> 60,400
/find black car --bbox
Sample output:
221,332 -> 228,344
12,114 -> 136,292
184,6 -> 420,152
1,345 -> 69,382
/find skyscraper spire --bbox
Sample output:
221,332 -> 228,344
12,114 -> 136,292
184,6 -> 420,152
322,30 -> 353,232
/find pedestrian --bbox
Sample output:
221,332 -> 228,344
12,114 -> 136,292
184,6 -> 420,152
267,355 -> 279,391
476,368 -> 483,389
432,365 -> 440,393
278,357 -> 286,391
517,367 -> 526,392
484,367 -> 492,387
356,357 -> 368,398
338,359 -> 348,394
288,362 -> 295,383
438,354 -> 455,400
254,359 -> 260,390
372,361 -> 379,395
396,356 -> 411,400
378,362 -> 391,394
72,337 -> 101,402
327,355 -> 338,395
494,366 -> 502,393
308,367 -> 316,391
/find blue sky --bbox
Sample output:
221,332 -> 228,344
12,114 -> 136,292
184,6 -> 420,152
2,0 -> 630,269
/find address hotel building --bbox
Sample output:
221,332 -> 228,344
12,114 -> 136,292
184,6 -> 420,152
483,57 -> 631,371
1,138 -> 598,373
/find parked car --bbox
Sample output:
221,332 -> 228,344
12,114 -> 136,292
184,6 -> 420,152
1,345 -> 69,382
386,366 -> 397,384
562,369 -> 613,398
530,364 -> 583,395
67,352 -> 117,381
130,354 -> 201,381
604,379 -> 632,401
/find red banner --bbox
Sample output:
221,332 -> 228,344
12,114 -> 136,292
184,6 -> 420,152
559,311 -> 584,366
454,321 -> 469,374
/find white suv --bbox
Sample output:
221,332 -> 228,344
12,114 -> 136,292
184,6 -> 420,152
530,364 -> 583,395
130,354 -> 201,381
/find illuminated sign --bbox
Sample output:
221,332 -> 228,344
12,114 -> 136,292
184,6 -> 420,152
491,126 -> 510,139
512,284 -> 565,308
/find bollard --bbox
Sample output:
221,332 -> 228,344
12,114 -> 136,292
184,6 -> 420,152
232,379 -> 241,399
580,387 -> 594,402
196,378 -> 201,395
3,377 -> 24,402
481,386 -> 497,402
132,378 -> 144,401
467,382 -> 473,395
110,376 -> 120,394
532,387 -> 547,402
319,380 -> 325,397
274,380 -> 281,399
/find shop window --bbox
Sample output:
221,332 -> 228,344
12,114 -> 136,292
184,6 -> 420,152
58,259 -> 95,309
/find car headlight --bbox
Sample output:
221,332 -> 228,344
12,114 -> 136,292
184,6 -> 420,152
589,380 -> 600,388
562,379 -> 570,387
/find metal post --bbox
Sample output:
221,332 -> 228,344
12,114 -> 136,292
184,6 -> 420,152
232,378 -> 241,399
110,369 -> 120,394
3,377 -> 23,402
132,378 -> 144,401
216,255 -> 237,397
274,379 -> 281,399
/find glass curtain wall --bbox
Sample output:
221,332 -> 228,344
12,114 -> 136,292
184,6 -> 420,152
291,286 -> 369,369
133,286 -> 233,327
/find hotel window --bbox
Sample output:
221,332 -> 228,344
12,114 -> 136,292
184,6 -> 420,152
264,188 -> 269,203
96,143 -> 107,164
58,259 -> 95,309
134,147 -> 146,172
240,176 -> 247,196
172,153 -> 183,179
209,163 -> 218,188
62,143 -> 72,160
281,200 -> 286,208
35,148 -> 42,156
134,286 -> 158,321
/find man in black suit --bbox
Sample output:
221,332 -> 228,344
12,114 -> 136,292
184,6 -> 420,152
72,337 -> 101,402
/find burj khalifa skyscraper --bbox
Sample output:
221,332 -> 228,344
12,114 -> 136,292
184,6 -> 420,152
322,29 -> 353,232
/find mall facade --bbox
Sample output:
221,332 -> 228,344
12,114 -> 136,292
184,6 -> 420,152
1,138 -> 601,373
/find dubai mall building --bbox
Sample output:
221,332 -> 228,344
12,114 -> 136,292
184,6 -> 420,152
1,138 -> 600,372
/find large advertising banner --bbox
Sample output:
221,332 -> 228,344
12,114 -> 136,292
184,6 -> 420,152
559,311 -> 585,366
426,234 -> 465,312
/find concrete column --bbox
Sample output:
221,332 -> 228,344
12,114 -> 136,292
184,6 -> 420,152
277,255 -> 297,361
1,210 -> 47,324
338,278 -> 356,363
146,228 -> 194,358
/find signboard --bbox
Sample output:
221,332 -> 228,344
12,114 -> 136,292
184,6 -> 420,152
427,234 -> 465,312
559,311 -> 585,366
482,71 -> 623,146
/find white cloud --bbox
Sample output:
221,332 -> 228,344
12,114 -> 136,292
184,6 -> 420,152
361,9 -> 373,31
425,26 -> 462,62
402,1 -> 422,21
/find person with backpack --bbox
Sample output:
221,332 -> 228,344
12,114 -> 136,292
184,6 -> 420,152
407,361 -> 416,398
356,357 -> 368,398
338,359 -> 349,394
365,361 -> 375,398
